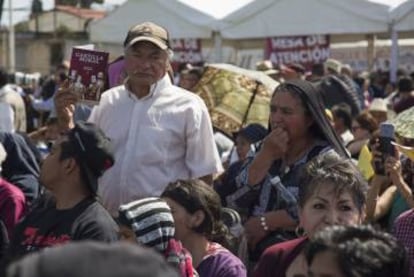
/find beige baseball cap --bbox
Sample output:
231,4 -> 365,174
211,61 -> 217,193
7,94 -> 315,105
123,22 -> 170,50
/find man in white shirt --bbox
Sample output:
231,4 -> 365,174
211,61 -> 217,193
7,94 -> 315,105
55,22 -> 223,216
0,102 -> 14,132
0,69 -> 26,133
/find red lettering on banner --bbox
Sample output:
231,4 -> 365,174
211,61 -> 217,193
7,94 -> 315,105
265,35 -> 330,70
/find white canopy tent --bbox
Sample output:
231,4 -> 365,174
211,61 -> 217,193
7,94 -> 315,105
218,0 -> 390,39
389,0 -> 414,82
215,0 -> 414,79
391,0 -> 414,32
89,0 -> 218,44
213,0 -> 393,70
89,0 -> 413,73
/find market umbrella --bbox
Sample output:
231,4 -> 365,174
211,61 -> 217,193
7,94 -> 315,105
391,106 -> 414,139
192,63 -> 279,137
388,107 -> 414,161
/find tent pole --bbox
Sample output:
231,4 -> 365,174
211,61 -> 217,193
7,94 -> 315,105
8,0 -> 15,73
390,24 -> 398,84
213,31 -> 222,63
366,34 -> 376,72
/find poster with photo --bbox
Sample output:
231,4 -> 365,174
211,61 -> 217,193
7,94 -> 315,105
69,47 -> 109,105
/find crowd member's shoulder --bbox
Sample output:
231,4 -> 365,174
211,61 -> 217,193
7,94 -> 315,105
211,252 -> 246,277
269,236 -> 307,254
99,84 -> 128,103
89,84 -> 131,114
198,243 -> 247,277
167,85 -> 208,109
253,237 -> 308,277
169,84 -> 198,97
72,199 -> 118,242
395,209 -> 414,227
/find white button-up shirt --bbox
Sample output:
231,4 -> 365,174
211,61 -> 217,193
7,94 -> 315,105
89,75 -> 223,215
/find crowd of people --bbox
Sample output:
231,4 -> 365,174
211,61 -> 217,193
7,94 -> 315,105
0,20 -> 413,277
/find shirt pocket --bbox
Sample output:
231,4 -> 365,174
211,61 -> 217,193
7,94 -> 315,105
136,126 -> 168,165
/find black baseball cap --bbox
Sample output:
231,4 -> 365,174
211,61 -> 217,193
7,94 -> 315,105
67,121 -> 114,194
233,123 -> 267,143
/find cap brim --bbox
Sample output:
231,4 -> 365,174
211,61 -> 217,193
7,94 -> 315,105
125,37 -> 168,50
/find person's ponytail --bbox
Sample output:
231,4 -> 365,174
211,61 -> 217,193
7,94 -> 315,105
209,221 -> 236,253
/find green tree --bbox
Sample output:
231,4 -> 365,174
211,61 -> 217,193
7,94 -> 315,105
0,0 -> 4,22
55,0 -> 104,9
31,0 -> 43,16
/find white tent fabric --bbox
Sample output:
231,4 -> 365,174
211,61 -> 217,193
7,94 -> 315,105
88,0 -> 411,68
390,0 -> 414,32
388,0 -> 414,82
218,0 -> 390,39
89,0 -> 218,44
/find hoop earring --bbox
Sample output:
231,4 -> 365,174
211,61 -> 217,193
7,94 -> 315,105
295,226 -> 306,237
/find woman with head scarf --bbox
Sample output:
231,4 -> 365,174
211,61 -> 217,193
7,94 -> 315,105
226,80 -> 348,262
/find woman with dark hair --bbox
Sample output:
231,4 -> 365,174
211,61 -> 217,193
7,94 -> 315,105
366,135 -> 414,231
306,225 -> 408,277
331,103 -> 354,145
226,80 -> 348,261
253,151 -> 367,277
161,179 -> 246,277
347,111 -> 378,159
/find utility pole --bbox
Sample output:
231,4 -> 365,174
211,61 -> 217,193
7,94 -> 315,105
8,0 -> 14,72
0,0 -> 4,67
53,0 -> 57,38
32,0 -> 43,35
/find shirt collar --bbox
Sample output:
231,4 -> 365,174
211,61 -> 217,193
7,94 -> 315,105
125,74 -> 171,101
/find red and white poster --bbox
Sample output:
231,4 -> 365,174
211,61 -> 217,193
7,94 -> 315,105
69,47 -> 109,105
265,35 -> 330,69
170,38 -> 203,71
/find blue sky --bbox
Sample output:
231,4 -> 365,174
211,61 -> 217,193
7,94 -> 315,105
1,0 -> 407,26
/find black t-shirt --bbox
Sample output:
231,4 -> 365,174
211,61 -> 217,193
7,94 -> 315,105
8,196 -> 119,261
